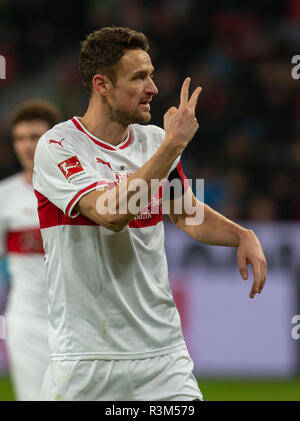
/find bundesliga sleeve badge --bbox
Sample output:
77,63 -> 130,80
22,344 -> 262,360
58,156 -> 84,180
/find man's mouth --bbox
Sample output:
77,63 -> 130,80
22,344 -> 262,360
139,100 -> 151,110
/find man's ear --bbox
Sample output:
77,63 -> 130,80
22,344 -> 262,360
92,74 -> 111,96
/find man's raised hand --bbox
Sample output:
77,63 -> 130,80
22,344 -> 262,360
164,77 -> 202,154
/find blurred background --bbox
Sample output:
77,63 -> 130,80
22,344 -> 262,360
0,0 -> 300,400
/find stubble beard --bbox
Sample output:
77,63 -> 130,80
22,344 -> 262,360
108,103 -> 151,126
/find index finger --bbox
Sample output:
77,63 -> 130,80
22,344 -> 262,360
180,77 -> 191,106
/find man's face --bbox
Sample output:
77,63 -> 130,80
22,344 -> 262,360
12,119 -> 49,172
106,49 -> 158,125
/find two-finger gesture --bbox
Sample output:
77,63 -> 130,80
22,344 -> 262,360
164,77 -> 202,152
179,77 -> 202,112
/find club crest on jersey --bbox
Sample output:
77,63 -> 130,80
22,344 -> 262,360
49,138 -> 64,147
58,156 -> 84,180
114,169 -> 134,183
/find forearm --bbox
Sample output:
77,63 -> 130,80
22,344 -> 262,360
172,192 -> 267,299
179,202 -> 248,247
102,140 -> 180,226
78,138 -> 181,230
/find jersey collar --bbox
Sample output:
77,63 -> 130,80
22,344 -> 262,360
71,116 -> 132,151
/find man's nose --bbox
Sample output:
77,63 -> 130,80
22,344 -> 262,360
146,77 -> 158,96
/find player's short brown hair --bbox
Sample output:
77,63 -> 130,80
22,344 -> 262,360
79,26 -> 149,95
11,99 -> 62,129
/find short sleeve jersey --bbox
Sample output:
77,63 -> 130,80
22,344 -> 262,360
33,117 -> 187,360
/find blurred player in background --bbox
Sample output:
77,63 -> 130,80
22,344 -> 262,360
33,27 -> 267,401
0,99 -> 61,400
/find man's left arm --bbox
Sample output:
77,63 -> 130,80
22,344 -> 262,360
168,186 -> 267,299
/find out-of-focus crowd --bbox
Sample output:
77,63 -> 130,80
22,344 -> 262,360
0,0 -> 300,220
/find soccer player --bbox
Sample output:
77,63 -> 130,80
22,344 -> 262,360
33,27 -> 267,401
0,99 -> 61,400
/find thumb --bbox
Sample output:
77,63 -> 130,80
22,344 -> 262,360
164,106 -> 177,118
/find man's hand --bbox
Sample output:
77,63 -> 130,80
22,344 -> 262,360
237,229 -> 267,299
163,77 -> 202,155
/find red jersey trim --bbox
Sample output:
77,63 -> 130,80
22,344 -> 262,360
35,188 -> 162,230
71,117 -> 132,150
35,181 -> 163,229
35,190 -> 99,229
66,181 -> 108,218
176,161 -> 188,190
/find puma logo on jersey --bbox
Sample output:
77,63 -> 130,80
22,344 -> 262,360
58,156 -> 84,179
49,138 -> 64,147
96,158 -> 113,172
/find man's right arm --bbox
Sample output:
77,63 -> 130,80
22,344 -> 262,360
76,78 -> 202,232
76,141 -> 183,231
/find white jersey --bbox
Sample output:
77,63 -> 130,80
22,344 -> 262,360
0,172 -> 49,400
33,117 -> 187,361
0,173 -> 47,322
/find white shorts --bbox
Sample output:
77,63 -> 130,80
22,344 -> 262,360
41,349 -> 203,401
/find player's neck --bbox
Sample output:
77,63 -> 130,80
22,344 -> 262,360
81,101 -> 129,147
23,169 -> 33,185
